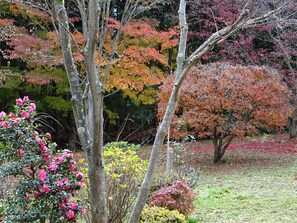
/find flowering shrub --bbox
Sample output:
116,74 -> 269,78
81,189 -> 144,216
0,97 -> 85,223
149,180 -> 195,216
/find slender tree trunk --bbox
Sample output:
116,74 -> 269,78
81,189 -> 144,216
289,108 -> 297,138
128,1 -> 188,222
166,126 -> 173,175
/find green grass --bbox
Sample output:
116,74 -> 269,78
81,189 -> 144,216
194,163 -> 297,223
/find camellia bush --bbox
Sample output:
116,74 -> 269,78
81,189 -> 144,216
158,63 -> 293,162
0,97 -> 86,223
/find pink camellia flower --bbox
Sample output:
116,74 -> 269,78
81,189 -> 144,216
9,112 -> 16,118
77,181 -> 83,188
60,202 -> 67,211
54,156 -> 64,163
56,180 -> 64,188
16,98 -> 23,106
38,169 -> 47,181
23,96 -> 29,102
81,208 -> 87,215
66,184 -> 71,190
63,177 -> 69,183
0,111 -> 6,120
41,185 -> 51,193
0,121 -> 8,128
42,153 -> 51,160
12,118 -> 22,125
45,132 -> 51,139
69,165 -> 76,172
66,210 -> 75,219
76,172 -> 84,179
25,193 -> 30,201
63,152 -> 73,158
34,192 -> 40,199
69,202 -> 77,210
19,149 -> 25,157
48,163 -> 57,171
20,110 -> 30,119
29,103 -> 36,112
41,146 -> 49,153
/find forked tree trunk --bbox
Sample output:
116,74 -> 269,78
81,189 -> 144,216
213,134 -> 235,163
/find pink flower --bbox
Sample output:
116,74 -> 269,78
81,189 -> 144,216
42,153 -> 51,160
69,165 -> 76,172
69,202 -> 77,210
63,152 -> 73,158
66,210 -> 75,219
0,111 -> 6,120
9,112 -> 16,118
41,185 -> 51,193
77,181 -> 83,188
34,192 -> 40,199
54,156 -> 64,163
45,132 -> 51,139
56,180 -> 64,188
38,169 -> 47,181
23,96 -> 29,102
81,208 -> 87,214
25,194 -> 30,201
19,149 -> 25,157
41,146 -> 48,153
29,103 -> 36,112
48,163 -> 57,171
16,98 -> 23,106
66,184 -> 71,190
76,172 -> 84,179
0,121 -> 8,128
38,139 -> 45,147
20,110 -> 30,119
60,202 -> 67,211
63,178 -> 69,183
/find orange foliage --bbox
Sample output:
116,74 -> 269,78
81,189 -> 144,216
105,19 -> 178,104
158,63 -> 293,140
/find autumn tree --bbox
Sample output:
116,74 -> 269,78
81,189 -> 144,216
186,0 -> 297,136
158,63 -> 293,162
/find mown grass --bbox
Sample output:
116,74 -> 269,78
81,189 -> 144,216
192,161 -> 296,223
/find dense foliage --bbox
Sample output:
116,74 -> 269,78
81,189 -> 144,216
0,97 -> 85,222
139,206 -> 187,223
149,180 -> 195,216
158,63 -> 293,162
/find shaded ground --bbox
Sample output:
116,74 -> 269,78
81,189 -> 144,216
138,133 -> 296,175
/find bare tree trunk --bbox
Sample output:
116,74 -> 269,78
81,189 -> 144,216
129,0 -> 278,219
289,109 -> 297,138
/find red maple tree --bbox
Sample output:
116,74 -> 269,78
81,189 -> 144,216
158,63 -> 293,162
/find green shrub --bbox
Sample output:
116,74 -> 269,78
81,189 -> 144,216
104,141 -> 140,152
139,206 -> 187,223
104,146 -> 147,223
78,143 -> 147,223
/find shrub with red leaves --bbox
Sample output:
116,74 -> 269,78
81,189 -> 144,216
149,180 -> 195,216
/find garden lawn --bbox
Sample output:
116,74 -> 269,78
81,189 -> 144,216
187,135 -> 297,223
194,165 -> 296,223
